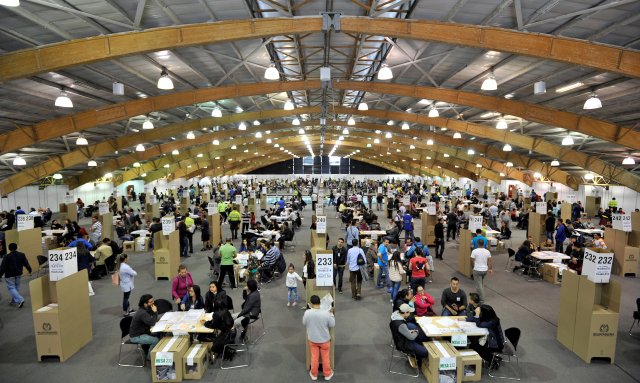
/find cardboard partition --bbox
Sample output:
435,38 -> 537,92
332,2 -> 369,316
135,237 -> 150,252
422,341 -> 460,383
100,212 -> 113,242
457,229 -> 472,278
146,203 -> 160,219
153,231 -> 180,280
183,343 -> 208,380
542,263 -> 561,285
59,203 -> 77,222
208,213 -> 222,245
6,227 -> 42,275
560,203 -> 572,223
310,230 -> 327,250
585,196 -> 601,217
30,271 -> 92,362
605,227 -> 632,276
528,212 -> 546,246
621,246 -> 638,276
457,349 -> 482,382
557,270 -> 580,350
151,335 -> 191,383
420,212 -> 436,246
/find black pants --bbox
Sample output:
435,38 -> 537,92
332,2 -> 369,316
435,238 -> 445,259
333,266 -> 345,292
349,270 -> 362,298
447,225 -> 456,240
187,232 -> 194,253
242,222 -> 249,234
470,342 -> 502,363
218,265 -> 236,288
230,221 -> 239,239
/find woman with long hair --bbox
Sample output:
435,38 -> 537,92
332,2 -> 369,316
117,254 -> 137,316
387,251 -> 405,303
181,285 -> 204,311
466,295 -> 505,369
204,280 -> 227,313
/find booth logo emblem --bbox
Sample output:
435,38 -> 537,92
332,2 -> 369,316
600,324 -> 609,333
42,323 -> 52,331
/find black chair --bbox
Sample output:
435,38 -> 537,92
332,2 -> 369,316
630,298 -> 640,336
117,316 -> 145,367
489,327 -> 521,380
505,249 -> 516,271
154,298 -> 173,315
388,322 -> 419,377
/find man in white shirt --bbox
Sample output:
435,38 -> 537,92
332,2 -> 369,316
470,238 -> 493,304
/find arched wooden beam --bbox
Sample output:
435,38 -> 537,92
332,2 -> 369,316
1,17 -> 637,82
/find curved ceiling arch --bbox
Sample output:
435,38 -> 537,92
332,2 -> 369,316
1,17 -> 638,82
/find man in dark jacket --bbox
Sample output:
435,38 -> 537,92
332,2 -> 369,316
446,210 -> 458,241
232,279 -> 261,343
390,303 -> 428,366
434,218 -> 445,260
332,238 -> 347,294
129,294 -> 160,349
0,243 -> 32,308
545,212 -> 556,242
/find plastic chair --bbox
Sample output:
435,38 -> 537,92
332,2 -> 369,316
489,327 -> 521,380
247,310 -> 266,345
220,341 -> 250,369
504,249 -> 516,271
388,322 -> 419,377
117,316 -> 145,367
154,298 -> 173,315
629,298 -> 640,336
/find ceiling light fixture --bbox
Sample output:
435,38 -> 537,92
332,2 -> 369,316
503,143 -> 512,151
253,120 -> 260,126
550,160 -> 560,167
211,107 -> 222,117
481,71 -> 497,91
583,92 -> 602,110
347,117 -> 355,126
385,132 -> 392,139
622,156 -> 635,165
342,128 -> 349,135
104,172 -> 113,178
52,173 -> 63,180
186,131 -> 195,139
266,138 -> 272,144
374,138 -> 380,144
506,162 -> 513,167
298,128 -> 305,135
555,82 -> 584,93
172,149 -> 179,155
54,90 -> 73,108
468,149 -> 475,155
426,139 -> 434,145
133,162 -> 141,167
387,120 -> 394,126
88,160 -> 97,167
239,122 -> 247,131
496,116 -> 508,130
292,118 -> 300,126
255,132 -> 262,138
12,155 -> 26,166
401,122 -> 409,130
358,102 -> 368,111
157,67 -> 174,90
135,144 -> 145,152
264,63 -> 279,80
453,132 -> 462,139
377,64 -> 393,80
212,139 -> 220,145
534,172 -> 541,179
0,0 -> 20,6
284,99 -> 294,110
584,172 -> 595,180
142,117 -> 154,130
428,106 -> 439,118
562,135 -> 574,146
75,135 -> 88,145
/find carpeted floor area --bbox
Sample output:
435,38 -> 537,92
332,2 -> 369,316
0,202 -> 638,383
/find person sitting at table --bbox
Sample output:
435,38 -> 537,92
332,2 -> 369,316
180,285 -> 204,311
232,279 -> 261,343
465,292 -> 481,320
278,222 -> 294,250
565,236 -> 578,255
390,303 -> 429,367
592,233 -> 607,249
413,285 -> 436,316
539,238 -> 554,251
499,220 -> 511,240
92,238 -> 113,279
384,219 -> 400,242
259,241 -> 281,282
204,280 -> 228,313
239,238 -> 253,253
513,240 -> 534,273
567,242 -> 585,274
202,299 -> 236,359
61,219 -> 75,243
50,219 -> 63,230
466,300 -> 505,370
441,277 -> 467,316
129,294 -> 160,351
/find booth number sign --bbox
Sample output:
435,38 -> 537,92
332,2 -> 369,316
439,357 -> 456,371
315,252 -> 334,287
155,352 -> 173,366
612,214 -> 632,232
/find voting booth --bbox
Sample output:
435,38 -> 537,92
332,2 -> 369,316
420,212 -> 437,246
207,213 -> 222,245
527,212 -> 546,246
30,270 -> 92,362
99,212 -> 113,242
58,203 -> 77,222
310,228 -> 327,250
6,227 -> 42,275
457,229 -> 473,278
153,220 -> 180,280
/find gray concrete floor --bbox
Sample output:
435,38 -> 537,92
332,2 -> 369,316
0,203 -> 639,383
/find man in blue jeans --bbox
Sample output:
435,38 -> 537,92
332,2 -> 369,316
377,238 -> 390,290
0,243 -> 32,308
129,294 -> 160,349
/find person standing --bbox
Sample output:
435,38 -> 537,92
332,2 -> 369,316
446,210 -> 458,241
555,218 -> 567,253
440,277 -> 467,316
388,251 -> 405,304
200,214 -> 211,251
409,248 -> 429,294
332,238 -> 347,294
346,239 -> 366,300
171,264 -> 193,307
344,220 -> 359,249
434,217 -> 445,259
545,212 -> 556,242
241,206 -> 251,235
0,243 -> 32,308
302,294 -> 335,381
285,263 -> 303,307
402,210 -> 414,241
228,205 -> 241,240
470,239 -> 493,304
118,254 -> 137,316
376,238 -> 391,290
90,215 -> 102,245
218,238 -> 237,289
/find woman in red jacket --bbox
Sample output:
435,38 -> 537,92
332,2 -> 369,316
172,264 -> 193,307
413,285 -> 436,316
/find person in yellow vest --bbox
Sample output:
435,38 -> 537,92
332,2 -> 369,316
228,205 -> 242,240
608,197 -> 618,213
217,199 -> 227,223
185,214 -> 195,254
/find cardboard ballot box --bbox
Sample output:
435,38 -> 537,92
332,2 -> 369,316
421,341 -> 459,383
151,336 -> 191,383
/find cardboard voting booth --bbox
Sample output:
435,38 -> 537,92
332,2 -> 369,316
208,213 -> 222,245
556,271 -> 620,363
6,227 -> 42,275
100,212 -> 113,241
153,230 -> 180,280
30,271 -> 92,362
420,212 -> 437,246
146,203 -> 160,219
527,212 -> 546,246
457,229 -> 472,278
310,229 -> 327,250
58,203 -> 77,222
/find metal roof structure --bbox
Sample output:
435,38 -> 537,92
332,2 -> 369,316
0,0 -> 639,194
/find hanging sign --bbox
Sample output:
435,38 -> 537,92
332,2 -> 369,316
316,216 -> 327,234
582,248 -> 613,283
536,202 -> 547,214
315,252 -> 334,287
161,216 -> 175,235
16,214 -> 34,231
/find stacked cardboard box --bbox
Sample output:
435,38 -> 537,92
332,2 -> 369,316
183,343 -> 208,380
151,335 -> 191,382
153,231 -> 180,280
457,349 -> 482,382
421,340 -> 459,383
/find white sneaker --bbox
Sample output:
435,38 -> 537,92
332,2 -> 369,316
309,371 -> 318,381
287,302 -> 291,307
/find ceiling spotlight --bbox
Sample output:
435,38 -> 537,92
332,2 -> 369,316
409,145 -> 415,149
428,106 -> 439,118
292,118 -> 300,126
239,122 -> 247,131
426,139 -> 434,145
157,67 -> 174,90
385,132 -> 392,139
88,160 -> 97,167
104,172 -> 113,178
197,153 -> 203,157
476,164 -> 482,168
211,107 -> 222,117
255,132 -> 262,138
52,173 -> 63,180
374,138 -> 380,144
550,160 -> 560,167
141,173 -> 147,177
163,164 -> 170,168
142,117 -> 154,129
499,172 -> 505,177
387,120 -> 394,126
444,153 -> 450,157
264,63 -> 279,80
347,117 -> 355,126
534,172 -> 542,179
453,132 -> 462,139
284,99 -> 294,110
622,156 -> 635,165
481,71 -> 497,91
266,138 -> 272,144
186,131 -> 195,139
253,120 -> 261,126
358,102 -> 368,111
12,156 -> 26,166
75,135 -> 88,146
342,128 -> 349,135
367,143 -> 372,147
135,144 -> 145,152
561,135 -> 574,146
172,149 -> 179,155
54,90 -> 73,108
503,143 -> 512,151
583,92 -> 602,110
496,116 -> 508,130
468,149 -> 475,155
212,139 -> 220,145
274,144 -> 279,148
298,128 -> 305,135
377,64 -> 393,80
133,162 -> 141,167
231,145 -> 237,149
506,162 -> 513,167
339,136 -> 344,141
584,172 -> 595,180
401,122 -> 410,130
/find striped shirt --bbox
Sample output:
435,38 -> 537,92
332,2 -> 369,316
242,212 -> 251,223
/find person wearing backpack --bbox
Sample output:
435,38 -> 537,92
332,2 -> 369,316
346,239 -> 367,300
409,248 -> 430,294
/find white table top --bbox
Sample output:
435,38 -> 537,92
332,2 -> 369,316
42,229 -> 65,236
531,251 -> 571,261
150,310 -> 213,334
130,229 -> 151,236
575,228 -> 604,235
416,316 -> 489,337
360,230 -> 387,236
485,229 -> 501,236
